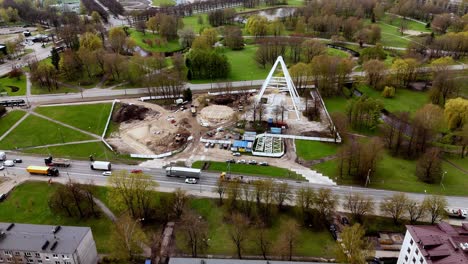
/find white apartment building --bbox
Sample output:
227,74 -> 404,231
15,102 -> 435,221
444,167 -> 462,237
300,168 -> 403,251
397,222 -> 468,264
0,223 -> 98,264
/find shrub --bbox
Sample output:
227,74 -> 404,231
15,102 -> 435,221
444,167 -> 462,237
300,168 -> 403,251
8,68 -> 23,80
381,86 -> 395,98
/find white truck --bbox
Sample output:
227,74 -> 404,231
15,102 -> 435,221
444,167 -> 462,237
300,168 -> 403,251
166,166 -> 201,179
0,152 -> 6,161
90,161 -> 111,171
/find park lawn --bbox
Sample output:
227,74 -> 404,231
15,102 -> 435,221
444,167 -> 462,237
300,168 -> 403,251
224,45 -> 270,81
327,47 -> 351,58
0,74 -> 27,96
358,85 -> 429,114
286,0 -> 304,6
378,22 -> 411,48
0,110 -> 26,137
129,29 -> 182,53
30,83 -> 76,95
0,115 -> 94,150
23,141 -> 138,164
182,14 -> 210,33
176,198 -> 336,257
382,14 -> 430,33
152,0 -> 175,6
35,103 -> 112,135
312,152 -> 468,196
0,181 -> 113,253
192,160 -> 305,180
295,140 -> 339,161
323,96 -> 349,114
445,157 -> 468,172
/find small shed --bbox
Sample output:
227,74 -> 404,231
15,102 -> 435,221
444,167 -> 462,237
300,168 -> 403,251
271,127 -> 282,134
243,131 -> 257,142
233,140 -> 252,152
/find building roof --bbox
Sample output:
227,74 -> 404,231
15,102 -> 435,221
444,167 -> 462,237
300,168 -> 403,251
0,222 -> 91,254
233,140 -> 249,148
406,221 -> 468,264
243,131 -> 257,141
168,258 -> 331,264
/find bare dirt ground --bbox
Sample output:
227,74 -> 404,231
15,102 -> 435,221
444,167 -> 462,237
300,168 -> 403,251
402,29 -> 427,36
108,99 -> 203,155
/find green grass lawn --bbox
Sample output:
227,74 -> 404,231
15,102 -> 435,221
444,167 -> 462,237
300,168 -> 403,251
0,110 -> 26,137
312,152 -> 468,196
192,160 -> 304,180
35,103 -> 112,135
219,45 -> 271,82
23,141 -> 138,164
152,0 -> 175,6
30,84 -> 76,95
326,47 -> 351,58
358,85 -> 429,114
0,74 -> 27,96
0,181 -> 113,253
129,29 -> 182,53
445,157 -> 468,172
295,140 -> 339,161
177,198 -> 335,257
382,14 -> 430,33
182,14 -> 210,33
0,115 -> 94,149
323,96 -> 349,114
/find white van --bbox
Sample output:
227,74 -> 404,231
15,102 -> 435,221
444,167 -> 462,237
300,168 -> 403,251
3,160 -> 14,167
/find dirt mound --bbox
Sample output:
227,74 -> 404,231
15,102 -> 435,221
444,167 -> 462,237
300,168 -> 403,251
113,104 -> 153,123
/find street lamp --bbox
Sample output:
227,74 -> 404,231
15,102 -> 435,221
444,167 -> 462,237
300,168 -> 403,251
441,171 -> 447,190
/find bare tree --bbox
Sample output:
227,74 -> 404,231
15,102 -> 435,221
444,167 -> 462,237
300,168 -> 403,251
295,187 -> 315,224
110,213 -> 146,261
273,181 -> 292,210
423,195 -> 447,224
335,224 -> 372,264
314,188 -> 338,224
255,221 -> 272,260
343,193 -> 374,223
380,193 -> 409,225
214,178 -> 227,205
228,213 -> 250,259
173,188 -> 189,219
276,219 -> 300,261
406,199 -> 427,224
180,210 -> 209,257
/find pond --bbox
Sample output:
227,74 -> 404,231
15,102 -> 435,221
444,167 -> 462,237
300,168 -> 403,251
236,7 -> 297,23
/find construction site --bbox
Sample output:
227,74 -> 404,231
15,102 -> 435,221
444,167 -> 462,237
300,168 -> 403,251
106,57 -> 340,171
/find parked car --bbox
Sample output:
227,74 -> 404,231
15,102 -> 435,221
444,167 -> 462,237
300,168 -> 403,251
329,224 -> 338,240
237,159 -> 246,164
232,152 -> 241,156
219,143 -> 224,149
259,162 -> 269,166
3,160 -> 14,167
446,208 -> 468,219
205,142 -> 210,148
13,158 -> 22,163
223,143 -> 229,149
185,178 -> 198,184
226,159 -> 236,163
0,165 -> 4,171
131,169 -> 143,174
210,143 -> 215,148
341,216 -> 350,226
102,171 -> 112,176
0,194 -> 6,202
248,160 -> 257,165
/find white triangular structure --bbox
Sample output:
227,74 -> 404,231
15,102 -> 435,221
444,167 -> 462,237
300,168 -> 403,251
256,56 -> 303,120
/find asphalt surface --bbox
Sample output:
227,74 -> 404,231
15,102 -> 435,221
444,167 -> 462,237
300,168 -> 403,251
2,153 -> 468,214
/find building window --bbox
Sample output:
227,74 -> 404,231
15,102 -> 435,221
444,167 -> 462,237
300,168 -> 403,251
4,252 -> 12,256
420,257 -> 423,263
415,248 -> 419,255
0,258 -> 3,263
410,239 -> 414,245
55,261 -> 60,264
52,255 -> 58,259
413,257 -> 416,263
64,262 -> 71,264
25,253 -> 32,257
35,253 -> 41,258
27,259 -> 34,263
405,255 -> 409,261
407,247 -> 411,253
6,258 -> 12,263
14,253 -> 20,257
45,257 -> 49,261
38,261 -> 43,263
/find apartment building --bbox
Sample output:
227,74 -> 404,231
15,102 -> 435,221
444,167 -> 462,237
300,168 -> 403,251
0,223 -> 97,264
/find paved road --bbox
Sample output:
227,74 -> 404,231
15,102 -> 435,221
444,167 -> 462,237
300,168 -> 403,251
2,153 -> 468,215
0,43 -> 52,76
2,64 -> 465,105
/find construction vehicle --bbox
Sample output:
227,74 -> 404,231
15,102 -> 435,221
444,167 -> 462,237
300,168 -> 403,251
90,161 -> 111,171
44,156 -> 70,167
219,172 -> 247,182
165,167 -> 201,179
190,105 -> 197,116
26,166 -> 59,176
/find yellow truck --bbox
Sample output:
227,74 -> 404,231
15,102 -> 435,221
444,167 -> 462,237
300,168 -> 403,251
26,166 -> 59,176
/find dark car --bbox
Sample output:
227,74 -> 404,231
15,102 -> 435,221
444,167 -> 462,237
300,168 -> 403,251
341,216 -> 350,226
226,159 -> 236,163
329,224 -> 337,232
131,169 -> 143,174
0,193 -> 6,202
13,158 -> 22,163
